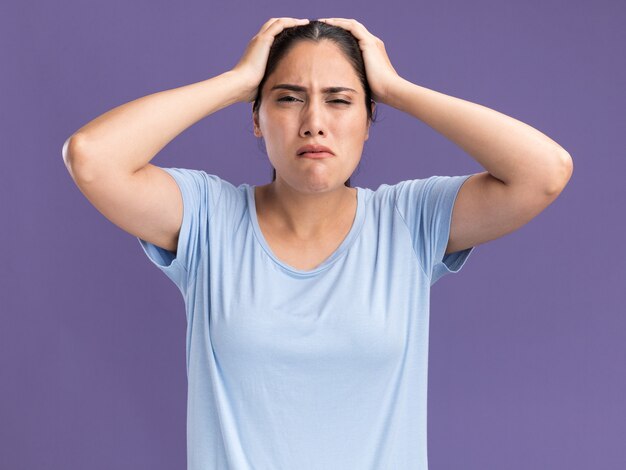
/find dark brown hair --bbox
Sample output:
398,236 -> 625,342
252,19 -> 378,187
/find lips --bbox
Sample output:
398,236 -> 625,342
299,152 -> 333,159
296,144 -> 335,156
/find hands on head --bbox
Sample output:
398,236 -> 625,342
231,17 -> 400,105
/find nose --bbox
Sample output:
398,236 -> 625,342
299,100 -> 326,137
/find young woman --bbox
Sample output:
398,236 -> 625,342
63,17 -> 572,470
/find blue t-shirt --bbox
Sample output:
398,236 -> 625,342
138,167 -> 475,470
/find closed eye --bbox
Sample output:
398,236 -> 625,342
277,96 -> 351,105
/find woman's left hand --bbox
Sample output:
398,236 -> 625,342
317,18 -> 400,105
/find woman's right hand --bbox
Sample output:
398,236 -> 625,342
231,17 -> 310,103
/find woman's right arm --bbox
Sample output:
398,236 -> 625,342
61,18 -> 309,254
63,17 -> 309,177
60,71 -> 252,254
63,70 -> 249,178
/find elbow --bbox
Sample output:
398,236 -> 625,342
62,133 -> 88,167
544,149 -> 573,197
62,133 -> 94,181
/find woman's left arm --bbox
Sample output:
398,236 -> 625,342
384,76 -> 573,194
318,17 -> 573,255
318,17 -> 572,193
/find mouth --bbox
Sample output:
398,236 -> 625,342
296,144 -> 335,157
298,151 -> 334,159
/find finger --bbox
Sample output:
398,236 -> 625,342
265,17 -> 309,31
318,18 -> 365,31
261,17 -> 309,34
318,18 -> 370,41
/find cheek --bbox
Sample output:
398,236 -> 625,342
342,119 -> 369,144
341,108 -> 368,130
264,113 -> 293,136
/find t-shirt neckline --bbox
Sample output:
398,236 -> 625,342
245,184 -> 365,277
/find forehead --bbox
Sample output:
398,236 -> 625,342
268,40 -> 361,91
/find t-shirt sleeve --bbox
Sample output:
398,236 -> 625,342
136,167 -> 222,294
394,174 -> 476,286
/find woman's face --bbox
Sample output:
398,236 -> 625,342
254,40 -> 372,193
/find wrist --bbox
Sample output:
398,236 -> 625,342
224,68 -> 258,103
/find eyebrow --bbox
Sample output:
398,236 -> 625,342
270,84 -> 358,94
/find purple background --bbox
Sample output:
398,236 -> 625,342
2,0 -> 624,468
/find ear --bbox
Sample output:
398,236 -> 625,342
365,101 -> 376,141
253,107 -> 262,137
